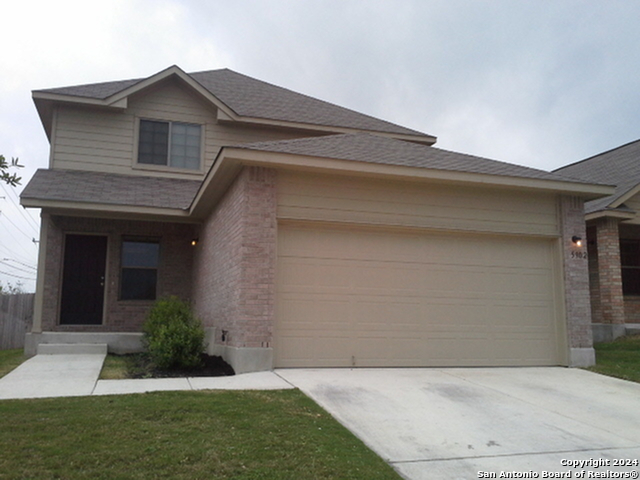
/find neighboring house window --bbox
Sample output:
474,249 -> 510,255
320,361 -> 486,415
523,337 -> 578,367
120,239 -> 160,300
620,239 -> 640,295
138,119 -> 201,170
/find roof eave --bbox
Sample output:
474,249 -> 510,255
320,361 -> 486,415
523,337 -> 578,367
608,183 -> 640,210
585,209 -> 637,222
21,197 -> 193,222
216,109 -> 436,145
190,147 -> 615,218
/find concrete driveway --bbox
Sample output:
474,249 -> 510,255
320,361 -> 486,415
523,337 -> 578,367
277,368 -> 640,480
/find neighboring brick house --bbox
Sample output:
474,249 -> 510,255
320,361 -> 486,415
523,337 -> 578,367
21,65 -> 611,373
556,140 -> 640,342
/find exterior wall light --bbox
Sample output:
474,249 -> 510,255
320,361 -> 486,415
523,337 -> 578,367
571,236 -> 583,247
191,238 -> 198,246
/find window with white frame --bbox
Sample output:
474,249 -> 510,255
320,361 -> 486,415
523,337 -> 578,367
138,119 -> 201,170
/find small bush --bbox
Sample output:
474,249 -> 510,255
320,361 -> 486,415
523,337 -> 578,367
142,297 -> 205,370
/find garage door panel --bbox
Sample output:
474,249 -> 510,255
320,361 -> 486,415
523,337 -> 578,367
276,224 -> 562,367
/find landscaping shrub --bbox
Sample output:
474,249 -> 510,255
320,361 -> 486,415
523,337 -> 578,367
142,297 -> 205,370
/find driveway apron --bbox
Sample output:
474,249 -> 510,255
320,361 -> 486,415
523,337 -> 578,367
277,367 -> 640,480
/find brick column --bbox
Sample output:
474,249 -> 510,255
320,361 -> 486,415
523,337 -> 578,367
595,217 -> 625,325
559,196 -> 594,366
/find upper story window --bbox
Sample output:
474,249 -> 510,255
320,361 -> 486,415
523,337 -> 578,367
138,119 -> 201,170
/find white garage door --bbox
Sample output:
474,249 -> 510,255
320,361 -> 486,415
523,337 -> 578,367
276,224 -> 563,367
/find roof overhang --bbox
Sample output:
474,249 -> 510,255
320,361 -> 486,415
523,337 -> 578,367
33,65 -> 237,141
189,147 -> 615,219
585,209 -> 637,222
608,183 -> 640,210
20,197 -> 195,223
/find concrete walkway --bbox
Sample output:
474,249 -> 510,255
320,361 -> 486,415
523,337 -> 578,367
0,349 -> 292,400
0,351 -> 108,400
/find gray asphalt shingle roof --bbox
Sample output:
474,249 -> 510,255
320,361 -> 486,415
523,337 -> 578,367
21,169 -> 201,210
22,134 -> 605,211
554,139 -> 640,213
235,133 -> 595,184
35,68 -> 428,138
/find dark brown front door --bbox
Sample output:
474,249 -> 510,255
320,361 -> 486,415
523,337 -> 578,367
60,234 -> 107,325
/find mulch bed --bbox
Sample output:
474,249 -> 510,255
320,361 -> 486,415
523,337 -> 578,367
127,353 -> 235,378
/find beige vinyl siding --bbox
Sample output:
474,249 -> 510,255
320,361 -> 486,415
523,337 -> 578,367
275,223 -> 564,367
51,79 -> 316,178
278,171 -> 560,237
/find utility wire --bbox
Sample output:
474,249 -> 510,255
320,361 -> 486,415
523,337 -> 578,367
0,210 -> 35,241
1,258 -> 36,270
0,260 -> 36,275
0,183 -> 40,233
0,242 -> 35,266
0,219 -> 37,260
0,269 -> 36,281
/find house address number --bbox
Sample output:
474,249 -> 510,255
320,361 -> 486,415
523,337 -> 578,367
571,251 -> 588,260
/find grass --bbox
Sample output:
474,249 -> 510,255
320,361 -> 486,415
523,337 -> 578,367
0,390 -> 401,480
0,349 -> 28,378
588,334 -> 640,383
99,353 -> 134,379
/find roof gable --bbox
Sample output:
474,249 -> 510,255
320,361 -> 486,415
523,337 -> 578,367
33,66 -> 436,144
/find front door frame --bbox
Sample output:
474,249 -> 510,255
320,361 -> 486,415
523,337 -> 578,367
59,233 -> 109,326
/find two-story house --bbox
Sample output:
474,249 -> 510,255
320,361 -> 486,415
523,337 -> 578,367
20,65 -> 611,373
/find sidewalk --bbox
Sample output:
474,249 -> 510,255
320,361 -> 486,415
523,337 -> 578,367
0,350 -> 293,400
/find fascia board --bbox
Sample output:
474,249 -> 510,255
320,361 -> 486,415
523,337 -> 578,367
32,66 -> 237,119
21,197 -> 190,219
609,183 -> 640,209
106,66 -> 238,119
220,148 -> 616,198
585,209 -> 637,222
216,113 -> 437,145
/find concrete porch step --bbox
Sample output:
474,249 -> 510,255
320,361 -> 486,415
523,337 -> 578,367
37,343 -> 108,355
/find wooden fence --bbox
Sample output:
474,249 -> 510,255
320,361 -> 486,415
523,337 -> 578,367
0,294 -> 34,350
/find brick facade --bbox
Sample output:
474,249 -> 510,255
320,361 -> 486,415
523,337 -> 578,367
590,217 -> 625,325
40,215 -> 195,332
560,195 -> 593,349
192,166 -> 277,350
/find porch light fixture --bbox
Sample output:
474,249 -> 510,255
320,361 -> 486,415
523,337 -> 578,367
571,236 -> 583,247
191,238 -> 198,246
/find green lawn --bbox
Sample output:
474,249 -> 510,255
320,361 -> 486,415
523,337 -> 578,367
0,390 -> 400,480
0,349 -> 27,378
588,334 -> 640,383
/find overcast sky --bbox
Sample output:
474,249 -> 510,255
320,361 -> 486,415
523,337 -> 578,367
2,0 -> 640,291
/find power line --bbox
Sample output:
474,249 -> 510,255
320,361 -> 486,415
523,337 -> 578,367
0,210 -> 35,241
0,183 -> 40,233
0,220 -> 37,260
0,242 -> 35,266
0,269 -> 36,281
1,258 -> 36,270
0,260 -> 36,275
